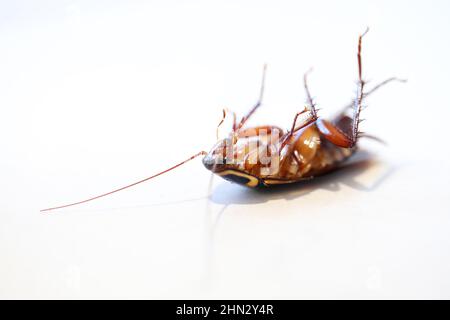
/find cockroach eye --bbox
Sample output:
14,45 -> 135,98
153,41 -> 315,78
202,155 -> 215,171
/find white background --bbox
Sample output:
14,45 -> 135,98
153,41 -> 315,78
1,0 -> 450,299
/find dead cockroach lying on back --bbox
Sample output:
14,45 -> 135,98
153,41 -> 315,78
41,30 -> 405,212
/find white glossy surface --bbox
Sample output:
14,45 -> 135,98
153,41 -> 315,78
1,0 -> 450,299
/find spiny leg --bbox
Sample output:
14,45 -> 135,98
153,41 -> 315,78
280,68 -> 320,144
351,28 -> 370,145
277,68 -> 320,149
303,68 -> 319,118
281,108 -> 318,150
335,77 -> 407,119
291,108 -> 316,134
236,64 -> 267,131
278,108 -> 319,176
329,76 -> 406,143
365,77 -> 407,98
316,29 -> 371,148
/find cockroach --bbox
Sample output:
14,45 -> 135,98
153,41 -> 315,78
41,30 -> 404,212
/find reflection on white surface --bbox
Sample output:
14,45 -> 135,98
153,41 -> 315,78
1,0 -> 450,299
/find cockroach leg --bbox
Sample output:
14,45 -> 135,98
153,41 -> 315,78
227,108 -> 237,132
347,29 -> 368,146
280,110 -> 317,150
357,133 -> 387,145
336,77 -> 407,118
329,76 -> 407,143
364,77 -> 407,100
217,108 -> 237,138
216,109 -> 227,139
288,67 -> 323,137
317,29 -> 369,148
303,68 -> 318,118
280,72 -> 321,149
290,108 -> 310,133
283,68 -> 321,141
236,64 -> 267,130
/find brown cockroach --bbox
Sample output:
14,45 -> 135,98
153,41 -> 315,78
41,30 -> 404,212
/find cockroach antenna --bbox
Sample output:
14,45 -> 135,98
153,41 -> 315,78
41,151 -> 207,212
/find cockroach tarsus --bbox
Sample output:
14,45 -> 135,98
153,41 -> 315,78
41,30 -> 405,212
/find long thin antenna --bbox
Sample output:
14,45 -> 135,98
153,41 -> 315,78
41,151 -> 207,212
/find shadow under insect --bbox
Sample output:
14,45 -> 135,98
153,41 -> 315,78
208,151 -> 396,206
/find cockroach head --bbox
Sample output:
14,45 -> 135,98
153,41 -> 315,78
202,139 -> 231,173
